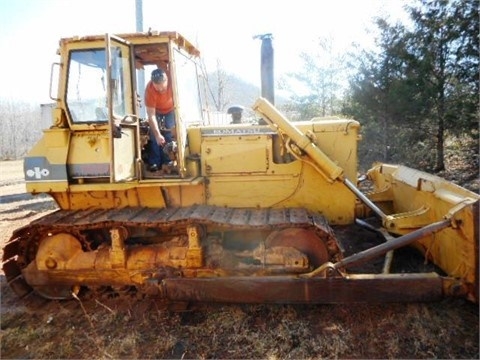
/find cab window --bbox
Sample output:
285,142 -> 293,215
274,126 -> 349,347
66,47 -> 129,124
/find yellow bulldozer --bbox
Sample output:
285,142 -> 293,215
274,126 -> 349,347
3,31 -> 478,305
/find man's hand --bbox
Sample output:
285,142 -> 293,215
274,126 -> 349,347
146,107 -> 165,146
155,132 -> 166,146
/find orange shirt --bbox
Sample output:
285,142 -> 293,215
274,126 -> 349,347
144,80 -> 174,114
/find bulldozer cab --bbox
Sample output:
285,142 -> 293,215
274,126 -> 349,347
57,32 -> 204,183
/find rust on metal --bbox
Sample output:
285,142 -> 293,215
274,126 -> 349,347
2,205 -> 339,301
163,273 -> 444,304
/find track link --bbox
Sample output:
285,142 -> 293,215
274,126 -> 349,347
2,205 -> 340,300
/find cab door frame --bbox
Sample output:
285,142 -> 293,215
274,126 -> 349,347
106,33 -> 139,182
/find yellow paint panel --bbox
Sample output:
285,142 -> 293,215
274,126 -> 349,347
202,135 -> 269,174
113,127 -> 136,181
207,175 -> 300,208
67,131 -> 110,178
136,187 -> 166,207
206,168 -> 355,224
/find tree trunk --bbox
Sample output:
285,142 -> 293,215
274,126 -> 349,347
382,114 -> 389,162
435,113 -> 445,171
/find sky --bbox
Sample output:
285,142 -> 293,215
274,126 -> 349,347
0,0 -> 411,104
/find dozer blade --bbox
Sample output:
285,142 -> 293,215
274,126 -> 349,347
366,163 -> 479,302
162,274 -> 444,304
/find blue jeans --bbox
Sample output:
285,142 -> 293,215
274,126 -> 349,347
149,111 -> 175,166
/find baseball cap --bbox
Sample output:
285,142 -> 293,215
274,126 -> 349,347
151,68 -> 167,83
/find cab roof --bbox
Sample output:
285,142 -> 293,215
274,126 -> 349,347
58,30 -> 201,59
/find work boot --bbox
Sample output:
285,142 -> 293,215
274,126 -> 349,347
149,164 -> 159,172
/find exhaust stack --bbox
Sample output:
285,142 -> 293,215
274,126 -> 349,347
255,33 -> 275,105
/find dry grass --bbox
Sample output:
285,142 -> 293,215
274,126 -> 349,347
1,284 -> 478,359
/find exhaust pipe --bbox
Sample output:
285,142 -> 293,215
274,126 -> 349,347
255,33 -> 275,105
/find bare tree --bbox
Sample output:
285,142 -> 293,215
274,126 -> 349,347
199,58 -> 231,112
282,36 -> 348,120
0,99 -> 42,159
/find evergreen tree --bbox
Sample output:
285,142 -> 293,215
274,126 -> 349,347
344,0 -> 479,171
404,0 -> 479,170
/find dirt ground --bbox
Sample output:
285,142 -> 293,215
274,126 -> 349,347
0,160 -> 478,359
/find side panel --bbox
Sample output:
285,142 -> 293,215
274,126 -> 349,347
202,134 -> 270,175
25,129 -> 70,193
67,131 -> 110,179
312,120 -> 360,183
67,127 -> 136,181
199,121 -> 359,225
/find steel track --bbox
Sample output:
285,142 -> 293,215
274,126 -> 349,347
2,205 -> 339,300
